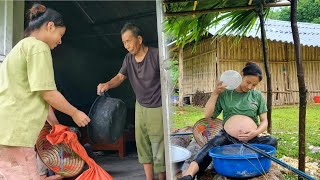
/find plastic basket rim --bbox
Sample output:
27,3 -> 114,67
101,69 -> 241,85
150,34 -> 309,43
192,118 -> 223,147
209,143 -> 276,159
36,124 -> 85,177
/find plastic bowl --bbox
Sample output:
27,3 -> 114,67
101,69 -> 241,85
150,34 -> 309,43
220,70 -> 242,90
171,145 -> 191,174
209,144 -> 276,178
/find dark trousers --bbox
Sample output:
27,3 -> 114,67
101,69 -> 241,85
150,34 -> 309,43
193,129 -> 278,173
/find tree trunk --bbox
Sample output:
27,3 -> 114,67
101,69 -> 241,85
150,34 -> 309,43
257,3 -> 272,134
290,0 -> 307,178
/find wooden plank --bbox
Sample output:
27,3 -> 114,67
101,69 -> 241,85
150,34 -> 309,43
178,47 -> 184,107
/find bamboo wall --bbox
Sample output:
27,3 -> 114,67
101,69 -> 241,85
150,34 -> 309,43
182,36 -> 320,105
183,38 -> 217,94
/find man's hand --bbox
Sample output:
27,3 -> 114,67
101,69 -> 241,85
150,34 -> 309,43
71,110 -> 91,127
237,129 -> 258,142
97,82 -> 110,95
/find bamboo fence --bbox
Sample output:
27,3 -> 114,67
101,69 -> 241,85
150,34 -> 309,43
180,36 -> 320,105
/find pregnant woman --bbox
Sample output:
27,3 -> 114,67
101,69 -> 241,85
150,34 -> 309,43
179,62 -> 277,180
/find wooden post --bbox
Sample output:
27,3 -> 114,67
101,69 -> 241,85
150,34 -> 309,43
257,2 -> 272,134
164,1 -> 291,17
178,47 -> 184,107
0,1 -> 24,62
290,0 -> 307,178
156,1 -> 174,179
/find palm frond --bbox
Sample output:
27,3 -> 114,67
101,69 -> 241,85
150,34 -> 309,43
164,0 -> 272,49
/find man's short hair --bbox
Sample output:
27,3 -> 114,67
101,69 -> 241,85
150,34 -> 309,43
121,22 -> 143,38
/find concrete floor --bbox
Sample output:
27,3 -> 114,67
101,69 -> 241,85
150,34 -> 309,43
87,141 -> 148,180
94,152 -> 146,180
63,142 -> 148,180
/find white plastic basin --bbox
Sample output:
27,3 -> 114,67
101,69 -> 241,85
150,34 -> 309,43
220,70 -> 242,90
171,145 -> 191,174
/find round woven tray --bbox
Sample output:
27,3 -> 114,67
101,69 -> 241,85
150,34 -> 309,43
36,123 -> 85,177
192,118 -> 223,147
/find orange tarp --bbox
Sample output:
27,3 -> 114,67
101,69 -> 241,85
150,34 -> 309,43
46,125 -> 113,180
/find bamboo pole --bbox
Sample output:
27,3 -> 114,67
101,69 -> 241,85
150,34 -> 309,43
178,47 -> 184,107
291,0 -> 307,178
257,2 -> 273,134
164,1 -> 291,17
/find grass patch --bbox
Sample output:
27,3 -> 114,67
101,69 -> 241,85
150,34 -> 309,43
171,106 -> 204,128
172,104 -> 320,160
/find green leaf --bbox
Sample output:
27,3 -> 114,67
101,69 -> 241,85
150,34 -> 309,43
164,0 -> 271,51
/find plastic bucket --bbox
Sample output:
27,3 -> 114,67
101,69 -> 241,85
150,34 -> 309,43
209,144 -> 276,178
314,96 -> 320,103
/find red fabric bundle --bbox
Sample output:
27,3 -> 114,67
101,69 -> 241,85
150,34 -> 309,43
46,124 -> 113,180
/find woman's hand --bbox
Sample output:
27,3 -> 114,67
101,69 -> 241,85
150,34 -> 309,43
71,110 -> 91,127
47,106 -> 60,126
204,81 -> 227,118
237,129 -> 258,142
213,81 -> 227,95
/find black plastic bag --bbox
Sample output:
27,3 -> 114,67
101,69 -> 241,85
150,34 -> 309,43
88,92 -> 127,144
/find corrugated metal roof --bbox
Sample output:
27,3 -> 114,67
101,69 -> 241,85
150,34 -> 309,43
208,19 -> 320,47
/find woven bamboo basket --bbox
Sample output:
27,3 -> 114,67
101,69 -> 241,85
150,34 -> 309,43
192,118 -> 223,147
36,123 -> 85,177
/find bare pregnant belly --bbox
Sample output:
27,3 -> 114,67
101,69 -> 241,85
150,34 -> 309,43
224,115 -> 258,139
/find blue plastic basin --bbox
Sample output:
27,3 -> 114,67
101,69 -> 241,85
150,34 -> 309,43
209,144 -> 276,178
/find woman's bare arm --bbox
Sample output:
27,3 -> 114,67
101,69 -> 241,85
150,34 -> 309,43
256,112 -> 268,134
46,106 -> 60,126
204,81 -> 226,118
204,93 -> 219,118
41,90 -> 90,127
